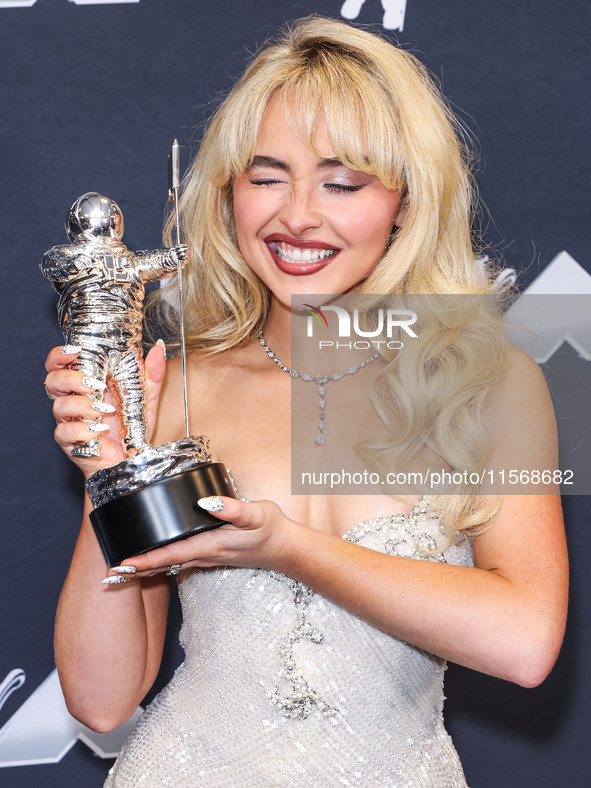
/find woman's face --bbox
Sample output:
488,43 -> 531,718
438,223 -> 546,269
233,99 -> 401,309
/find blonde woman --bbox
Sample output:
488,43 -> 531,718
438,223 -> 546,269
45,17 -> 568,787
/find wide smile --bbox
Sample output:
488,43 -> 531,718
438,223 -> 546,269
264,235 -> 340,276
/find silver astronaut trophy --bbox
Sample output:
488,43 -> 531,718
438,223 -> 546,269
41,148 -> 236,567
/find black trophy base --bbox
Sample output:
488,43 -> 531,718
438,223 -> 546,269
90,461 -> 236,567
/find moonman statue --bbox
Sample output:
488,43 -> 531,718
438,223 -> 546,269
41,192 -> 189,458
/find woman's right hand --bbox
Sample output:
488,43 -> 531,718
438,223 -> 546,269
43,342 -> 167,479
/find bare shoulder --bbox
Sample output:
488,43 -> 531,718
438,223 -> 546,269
493,345 -> 552,405
486,345 -> 557,468
473,349 -> 566,585
472,352 -> 567,615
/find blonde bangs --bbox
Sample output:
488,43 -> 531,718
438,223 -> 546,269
206,26 -> 407,191
276,67 -> 403,191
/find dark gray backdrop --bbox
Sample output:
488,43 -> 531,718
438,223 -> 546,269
0,1 -> 589,786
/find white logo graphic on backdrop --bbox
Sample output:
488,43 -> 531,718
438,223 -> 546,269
0,668 -> 142,767
505,251 -> 591,362
0,671 -> 25,715
69,1 -> 139,5
341,0 -> 407,31
504,251 -> 591,496
0,1 -> 139,8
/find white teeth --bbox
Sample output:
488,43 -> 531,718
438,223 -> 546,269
271,242 -> 337,264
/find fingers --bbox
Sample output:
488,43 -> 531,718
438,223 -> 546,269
144,340 -> 166,388
98,497 -> 290,583
45,344 -> 108,401
44,347 -> 123,467
54,419 -> 108,446
52,392 -> 113,423
45,348 -> 120,461
45,369 -> 108,401
53,412 -> 125,470
101,499 -> 267,574
197,496 -> 279,529
45,344 -> 82,373
111,526 -> 231,576
144,340 -> 167,439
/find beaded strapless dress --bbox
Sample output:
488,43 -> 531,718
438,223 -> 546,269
104,503 -> 471,787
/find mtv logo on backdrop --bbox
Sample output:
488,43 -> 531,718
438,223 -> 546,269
0,669 -> 142,767
0,0 -> 139,8
506,252 -> 591,363
341,0 -> 407,31
0,0 -> 405,25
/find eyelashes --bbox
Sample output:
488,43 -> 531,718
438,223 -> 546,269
248,179 -> 365,193
324,183 -> 364,193
248,179 -> 281,186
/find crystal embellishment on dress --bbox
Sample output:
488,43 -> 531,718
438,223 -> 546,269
342,503 -> 456,564
267,570 -> 338,720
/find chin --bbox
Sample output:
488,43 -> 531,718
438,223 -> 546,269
289,294 -> 325,310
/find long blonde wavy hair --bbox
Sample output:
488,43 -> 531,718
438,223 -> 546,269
154,16 -> 509,539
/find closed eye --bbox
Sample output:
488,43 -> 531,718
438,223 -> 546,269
324,183 -> 365,193
249,178 -> 283,186
248,179 -> 365,192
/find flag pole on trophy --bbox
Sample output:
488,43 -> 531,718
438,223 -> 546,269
168,139 -> 190,439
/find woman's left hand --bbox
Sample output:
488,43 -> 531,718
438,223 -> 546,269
101,496 -> 297,583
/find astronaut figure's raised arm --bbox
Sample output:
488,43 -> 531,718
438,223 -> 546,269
135,244 -> 189,283
40,245 -> 94,283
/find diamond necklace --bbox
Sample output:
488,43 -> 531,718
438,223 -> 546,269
257,329 -> 379,446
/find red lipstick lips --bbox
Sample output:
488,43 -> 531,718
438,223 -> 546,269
264,234 -> 339,276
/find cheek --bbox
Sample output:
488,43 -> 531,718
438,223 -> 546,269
233,183 -> 280,243
232,182 -> 253,242
344,197 -> 399,250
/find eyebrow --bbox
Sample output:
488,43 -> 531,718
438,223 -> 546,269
317,157 -> 345,169
247,155 -> 345,172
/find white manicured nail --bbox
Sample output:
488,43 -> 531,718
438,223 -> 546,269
61,345 -> 82,354
87,423 -> 109,432
197,496 -> 225,512
100,575 -> 132,585
83,376 -> 107,390
92,400 -> 116,413
155,338 -> 167,359
111,565 -> 136,574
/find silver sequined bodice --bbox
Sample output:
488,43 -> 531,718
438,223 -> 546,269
105,505 -> 471,787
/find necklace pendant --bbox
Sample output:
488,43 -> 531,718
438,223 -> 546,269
257,329 -> 379,449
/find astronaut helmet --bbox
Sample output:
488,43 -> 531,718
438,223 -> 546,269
66,192 -> 124,243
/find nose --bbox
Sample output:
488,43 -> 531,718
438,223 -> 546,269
278,183 -> 323,236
